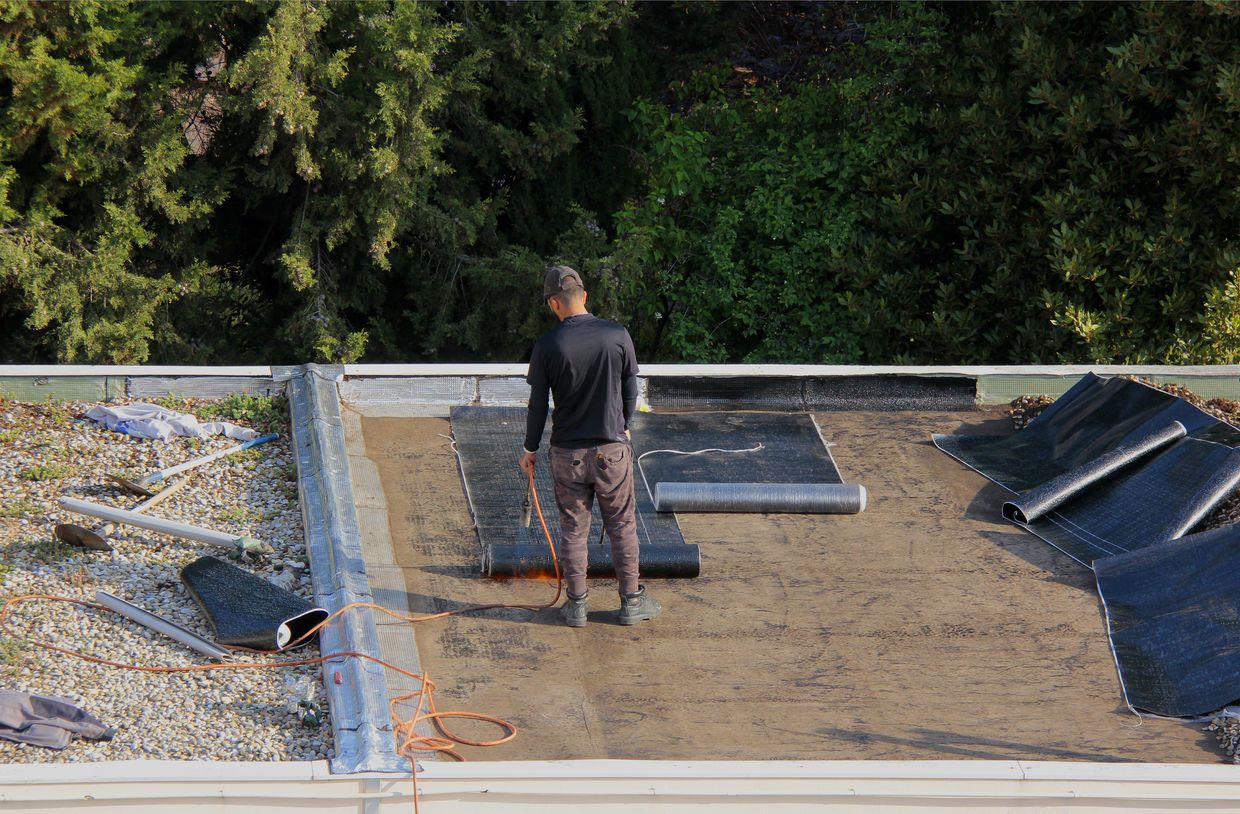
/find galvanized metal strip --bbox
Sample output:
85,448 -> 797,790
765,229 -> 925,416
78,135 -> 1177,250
127,376 -> 281,399
288,363 -> 406,774
477,376 -> 531,405
0,375 -> 109,402
338,377 -> 474,407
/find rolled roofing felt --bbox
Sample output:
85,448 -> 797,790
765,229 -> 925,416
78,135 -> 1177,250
653,482 -> 867,514
481,543 -> 701,579
180,556 -> 327,651
1001,421 -> 1188,524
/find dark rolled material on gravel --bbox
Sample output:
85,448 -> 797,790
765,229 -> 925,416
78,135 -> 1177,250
654,482 -> 867,514
1001,421 -> 1187,524
481,543 -> 701,579
181,556 -> 328,651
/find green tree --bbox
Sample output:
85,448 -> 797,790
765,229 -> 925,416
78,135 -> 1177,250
594,3 -> 948,362
0,0 -> 227,363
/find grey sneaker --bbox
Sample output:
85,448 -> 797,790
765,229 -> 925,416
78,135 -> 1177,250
560,593 -> 588,628
618,586 -> 661,626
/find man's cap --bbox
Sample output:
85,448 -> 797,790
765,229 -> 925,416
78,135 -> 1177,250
543,265 -> 584,299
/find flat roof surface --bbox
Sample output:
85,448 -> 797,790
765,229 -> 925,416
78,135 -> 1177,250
348,407 -> 1209,763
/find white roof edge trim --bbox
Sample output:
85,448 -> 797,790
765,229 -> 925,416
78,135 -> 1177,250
1,364 -> 1237,378
0,759 -> 329,784
343,363 -> 1240,377
0,365 -> 274,376
8,758 -> 1240,786
417,758 -> 1240,783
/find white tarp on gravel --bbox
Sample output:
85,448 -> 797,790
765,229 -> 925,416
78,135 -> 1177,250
85,404 -> 259,442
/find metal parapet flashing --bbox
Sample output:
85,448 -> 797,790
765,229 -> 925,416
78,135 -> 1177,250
337,364 -> 1240,413
284,364 -> 407,774
3,363 -> 1239,406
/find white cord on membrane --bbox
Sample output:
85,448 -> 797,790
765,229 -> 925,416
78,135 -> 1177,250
635,444 -> 765,506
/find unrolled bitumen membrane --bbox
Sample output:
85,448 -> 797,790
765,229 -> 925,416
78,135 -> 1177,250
452,407 -> 860,580
934,372 -> 1232,494
934,372 -> 1240,566
935,371 -> 1240,719
451,406 -> 689,580
646,374 -> 976,411
629,410 -> 843,488
1094,522 -> 1240,718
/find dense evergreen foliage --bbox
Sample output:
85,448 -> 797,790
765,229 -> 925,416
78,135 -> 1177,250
2,1 -> 1237,365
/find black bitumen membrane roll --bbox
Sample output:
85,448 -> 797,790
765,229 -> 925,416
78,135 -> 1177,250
934,372 -> 1240,566
1022,439 -> 1240,565
481,542 -> 701,579
654,482 -> 866,514
181,556 -> 328,651
934,372 -> 1233,493
1095,522 -> 1240,718
1001,421 -> 1187,524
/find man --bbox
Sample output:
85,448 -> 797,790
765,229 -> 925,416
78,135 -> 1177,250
519,265 -> 661,628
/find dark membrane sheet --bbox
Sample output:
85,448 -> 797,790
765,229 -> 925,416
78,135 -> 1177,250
934,372 -> 1240,565
629,411 -> 841,492
452,408 -> 845,577
1022,440 -> 1240,565
180,556 -> 328,651
934,372 -> 1240,719
1094,523 -> 1240,717
933,372 -> 1229,493
450,407 -> 688,579
1001,421 -> 1187,524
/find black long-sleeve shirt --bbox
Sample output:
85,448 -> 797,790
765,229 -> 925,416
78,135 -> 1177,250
524,313 -> 639,452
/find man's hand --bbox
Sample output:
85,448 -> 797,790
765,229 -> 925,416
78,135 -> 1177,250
519,450 -> 537,477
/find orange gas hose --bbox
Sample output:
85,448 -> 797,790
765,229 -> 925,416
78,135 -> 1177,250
0,472 -> 563,814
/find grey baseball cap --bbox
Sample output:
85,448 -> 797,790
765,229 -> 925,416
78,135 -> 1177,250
543,265 -> 584,299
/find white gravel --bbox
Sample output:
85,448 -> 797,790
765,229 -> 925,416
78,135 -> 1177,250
0,397 -> 333,762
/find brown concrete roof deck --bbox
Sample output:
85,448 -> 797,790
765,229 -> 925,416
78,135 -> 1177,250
349,406 -> 1211,763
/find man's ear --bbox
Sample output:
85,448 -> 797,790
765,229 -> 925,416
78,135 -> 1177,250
581,291 -> 588,308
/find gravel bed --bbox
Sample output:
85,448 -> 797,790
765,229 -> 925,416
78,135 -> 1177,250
0,397 -> 333,762
1207,716 -> 1240,764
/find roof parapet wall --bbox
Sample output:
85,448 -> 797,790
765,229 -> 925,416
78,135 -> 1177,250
3,364 -> 1238,407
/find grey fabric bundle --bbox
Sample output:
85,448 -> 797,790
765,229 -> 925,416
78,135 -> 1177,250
0,690 -> 115,750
